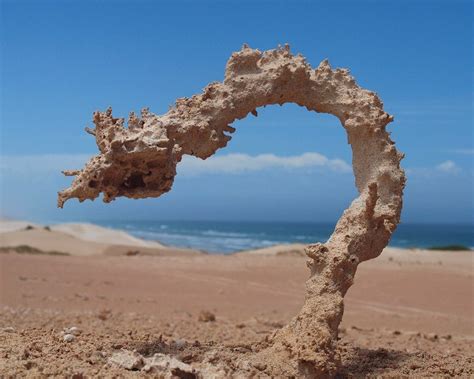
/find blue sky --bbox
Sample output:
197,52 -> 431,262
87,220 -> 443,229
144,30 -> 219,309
1,0 -> 472,223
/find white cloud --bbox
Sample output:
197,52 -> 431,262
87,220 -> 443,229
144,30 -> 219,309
436,160 -> 460,174
3,154 -> 467,180
0,154 -> 93,175
447,149 -> 474,155
0,152 -> 352,181
178,152 -> 352,176
405,160 -> 466,178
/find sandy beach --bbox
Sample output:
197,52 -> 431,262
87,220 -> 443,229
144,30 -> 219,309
0,220 -> 472,377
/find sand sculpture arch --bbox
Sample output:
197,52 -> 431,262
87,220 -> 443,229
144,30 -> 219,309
59,44 -> 405,377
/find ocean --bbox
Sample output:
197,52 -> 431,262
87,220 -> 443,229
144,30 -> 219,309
92,220 -> 474,254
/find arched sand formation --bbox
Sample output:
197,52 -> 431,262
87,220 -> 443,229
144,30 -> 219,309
59,45 -> 405,377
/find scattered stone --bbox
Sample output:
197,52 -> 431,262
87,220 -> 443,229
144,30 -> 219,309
198,310 -> 216,322
24,361 -> 36,370
198,363 -> 228,378
21,348 -> 30,360
204,350 -> 219,364
173,339 -> 187,349
97,309 -> 111,320
86,351 -> 105,365
63,334 -> 75,342
64,326 -> 82,336
424,333 -> 439,341
253,362 -> 267,371
238,360 -> 252,371
108,349 -> 197,377
142,353 -> 196,377
108,350 -> 144,370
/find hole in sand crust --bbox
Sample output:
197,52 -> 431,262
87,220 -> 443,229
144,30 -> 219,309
123,173 -> 146,189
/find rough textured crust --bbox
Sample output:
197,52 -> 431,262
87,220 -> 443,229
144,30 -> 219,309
59,44 -> 405,377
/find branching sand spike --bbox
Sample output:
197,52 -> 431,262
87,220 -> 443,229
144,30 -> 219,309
59,45 -> 405,377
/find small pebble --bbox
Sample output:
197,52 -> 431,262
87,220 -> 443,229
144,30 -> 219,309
173,339 -> 187,349
63,334 -> 75,342
24,361 -> 36,370
254,362 -> 267,371
198,310 -> 216,322
66,326 -> 82,336
424,333 -> 438,341
108,350 -> 144,370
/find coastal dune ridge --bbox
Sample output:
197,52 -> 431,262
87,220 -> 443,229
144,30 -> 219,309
2,219 -> 472,257
0,220 -> 200,256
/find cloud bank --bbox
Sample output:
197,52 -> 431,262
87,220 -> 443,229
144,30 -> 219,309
2,154 -> 468,180
447,149 -> 474,155
405,159 -> 465,177
0,154 -> 92,176
436,160 -> 460,174
179,152 -> 352,175
0,152 -> 353,177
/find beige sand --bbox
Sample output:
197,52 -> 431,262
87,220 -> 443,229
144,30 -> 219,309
0,221 -> 472,377
0,220 -> 40,233
50,223 -> 165,248
0,221 -> 201,257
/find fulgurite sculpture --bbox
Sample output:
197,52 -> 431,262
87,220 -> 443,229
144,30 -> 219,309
59,45 -> 405,378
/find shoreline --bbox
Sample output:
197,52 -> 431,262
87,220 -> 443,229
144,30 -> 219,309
0,219 -> 472,256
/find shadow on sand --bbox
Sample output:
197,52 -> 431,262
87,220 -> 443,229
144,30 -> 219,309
336,347 -> 411,378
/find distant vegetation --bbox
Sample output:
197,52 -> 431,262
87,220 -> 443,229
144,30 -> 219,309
427,245 -> 471,251
0,245 -> 69,256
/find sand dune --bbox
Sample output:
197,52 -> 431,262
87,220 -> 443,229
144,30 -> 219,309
0,228 -> 108,256
2,220 -> 471,263
0,220 -> 165,248
234,243 -> 307,256
50,223 -> 165,248
0,220 -> 40,233
0,221 -> 200,256
238,243 -> 473,274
